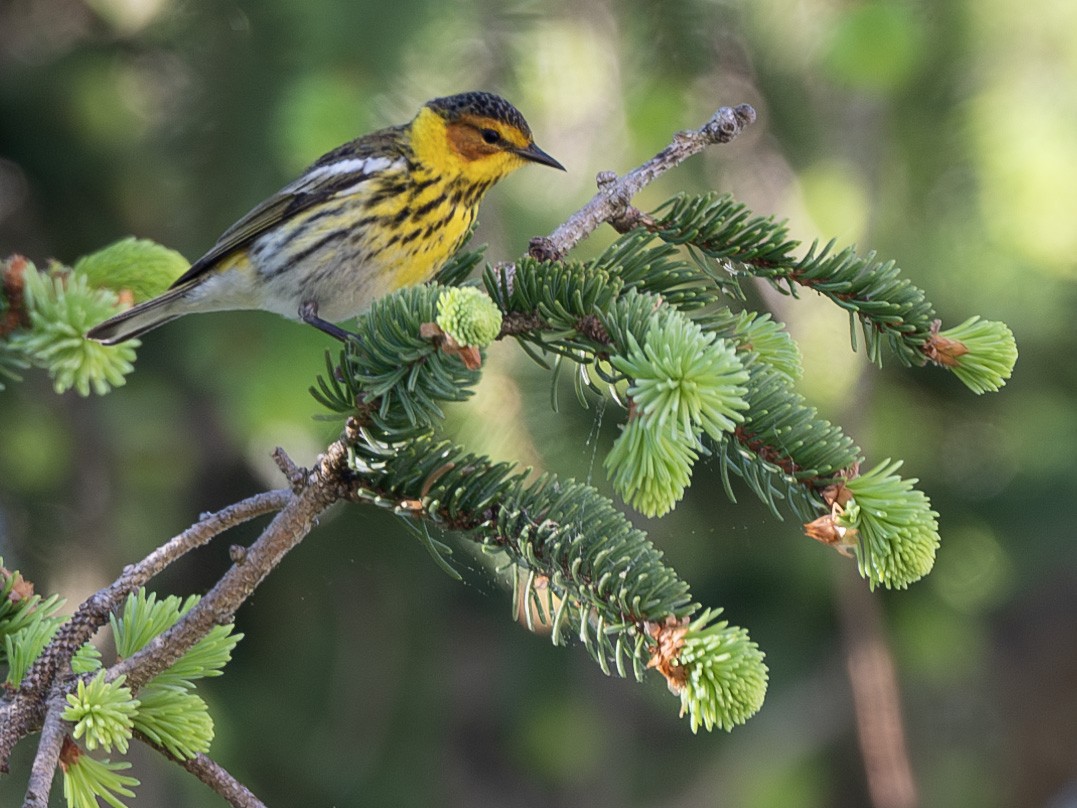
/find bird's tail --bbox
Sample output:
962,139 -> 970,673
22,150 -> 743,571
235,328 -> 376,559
85,285 -> 191,345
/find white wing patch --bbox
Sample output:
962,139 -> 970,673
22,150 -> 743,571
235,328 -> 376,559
284,156 -> 405,196
356,156 -> 397,175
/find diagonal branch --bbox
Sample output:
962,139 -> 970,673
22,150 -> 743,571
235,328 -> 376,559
136,731 -> 267,808
108,429 -> 358,691
20,490 -> 292,699
0,489 -> 291,773
2,430 -> 357,803
21,691 -> 67,808
529,103 -> 756,261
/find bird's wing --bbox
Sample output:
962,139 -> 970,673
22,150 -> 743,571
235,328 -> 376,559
170,127 -> 410,288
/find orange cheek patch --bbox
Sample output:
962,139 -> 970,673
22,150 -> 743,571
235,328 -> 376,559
445,122 -> 497,162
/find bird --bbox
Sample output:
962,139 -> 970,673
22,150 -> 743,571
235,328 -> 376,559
86,91 -> 564,345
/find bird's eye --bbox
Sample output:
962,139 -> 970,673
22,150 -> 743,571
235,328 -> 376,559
480,128 -> 501,145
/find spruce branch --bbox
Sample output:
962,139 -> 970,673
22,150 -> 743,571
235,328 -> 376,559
13,583 -> 256,807
644,193 -> 1017,393
0,240 -> 181,396
337,431 -> 766,724
482,229 -> 868,529
474,103 -> 954,593
4,439 -> 343,804
649,194 -> 939,364
484,244 -> 861,522
8,491 -> 287,704
2,97 -> 1021,804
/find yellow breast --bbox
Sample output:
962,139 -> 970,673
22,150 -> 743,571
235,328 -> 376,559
360,172 -> 481,290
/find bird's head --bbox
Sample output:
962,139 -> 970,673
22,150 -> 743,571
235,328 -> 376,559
410,91 -> 564,185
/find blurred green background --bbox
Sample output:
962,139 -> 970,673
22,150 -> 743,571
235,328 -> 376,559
2,0 -> 1076,805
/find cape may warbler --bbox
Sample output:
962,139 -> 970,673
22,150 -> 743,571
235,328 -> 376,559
86,91 -> 563,344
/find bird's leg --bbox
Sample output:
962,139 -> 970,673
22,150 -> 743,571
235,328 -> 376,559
298,301 -> 358,343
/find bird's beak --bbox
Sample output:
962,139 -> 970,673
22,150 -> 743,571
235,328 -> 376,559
515,142 -> 566,171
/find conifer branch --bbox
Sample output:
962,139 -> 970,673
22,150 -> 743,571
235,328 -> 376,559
338,432 -> 765,709
1,96 -> 1018,805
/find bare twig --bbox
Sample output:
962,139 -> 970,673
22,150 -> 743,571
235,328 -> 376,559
26,490 -> 290,697
0,489 -> 290,772
272,446 -> 307,492
21,692 -> 67,808
136,732 -> 267,808
173,754 -> 268,808
109,438 -> 356,691
529,103 -> 756,261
